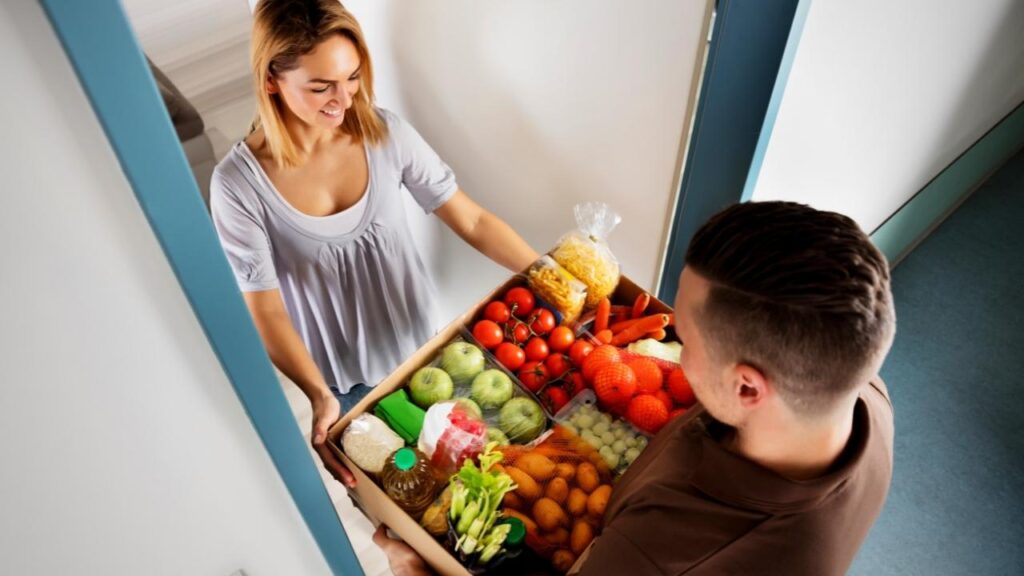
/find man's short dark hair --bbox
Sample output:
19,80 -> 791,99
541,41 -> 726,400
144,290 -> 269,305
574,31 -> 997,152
685,201 -> 895,416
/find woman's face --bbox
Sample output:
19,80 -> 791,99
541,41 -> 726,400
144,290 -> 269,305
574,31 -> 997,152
269,34 -> 362,129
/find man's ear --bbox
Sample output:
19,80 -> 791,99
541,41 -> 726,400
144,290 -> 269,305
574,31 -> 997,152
732,363 -> 771,409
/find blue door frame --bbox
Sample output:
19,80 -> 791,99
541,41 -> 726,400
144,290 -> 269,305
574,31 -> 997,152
39,0 -> 810,573
38,1 -> 363,574
657,0 -> 811,302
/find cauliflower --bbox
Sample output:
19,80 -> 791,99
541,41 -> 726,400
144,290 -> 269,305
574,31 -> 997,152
626,338 -> 683,363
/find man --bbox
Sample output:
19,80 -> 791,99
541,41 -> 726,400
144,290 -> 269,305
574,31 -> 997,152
369,201 -> 897,575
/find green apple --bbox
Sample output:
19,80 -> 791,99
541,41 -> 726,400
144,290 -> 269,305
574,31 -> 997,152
486,427 -> 510,446
498,397 -> 546,443
456,397 -> 483,420
439,342 -> 486,385
470,369 -> 514,409
408,367 -> 454,408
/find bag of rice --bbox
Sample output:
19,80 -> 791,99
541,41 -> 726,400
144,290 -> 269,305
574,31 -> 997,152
550,203 -> 621,309
341,413 -> 405,475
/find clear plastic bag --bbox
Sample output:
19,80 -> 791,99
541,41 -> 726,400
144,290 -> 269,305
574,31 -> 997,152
550,203 -> 622,309
527,256 -> 587,326
340,413 -> 406,475
554,390 -> 650,476
418,400 -> 488,477
410,334 -> 552,447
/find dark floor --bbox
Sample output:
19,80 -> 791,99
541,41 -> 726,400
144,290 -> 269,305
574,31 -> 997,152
849,150 -> 1024,575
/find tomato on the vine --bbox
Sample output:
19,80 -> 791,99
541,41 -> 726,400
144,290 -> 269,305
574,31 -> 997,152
524,337 -> 550,362
507,321 -> 531,344
529,308 -> 556,336
544,353 -> 573,379
495,342 -> 526,371
483,301 -> 511,324
547,326 -> 575,353
567,371 -> 587,397
472,320 -> 503,350
568,340 -> 594,366
518,361 -> 550,392
504,287 -> 536,317
542,386 -> 570,413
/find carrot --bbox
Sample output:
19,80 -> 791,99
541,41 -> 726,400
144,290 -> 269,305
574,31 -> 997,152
612,314 -> 670,346
648,328 -> 667,341
631,293 -> 651,319
595,329 -> 613,344
609,317 -> 642,334
609,305 -> 632,324
594,298 -> 612,333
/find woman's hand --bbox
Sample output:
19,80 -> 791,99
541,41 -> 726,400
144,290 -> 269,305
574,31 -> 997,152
372,524 -> 434,576
243,289 -> 357,486
311,391 -> 340,445
311,393 -> 357,487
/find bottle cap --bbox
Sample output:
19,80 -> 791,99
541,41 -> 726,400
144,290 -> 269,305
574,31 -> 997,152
501,517 -> 526,547
394,448 -> 417,471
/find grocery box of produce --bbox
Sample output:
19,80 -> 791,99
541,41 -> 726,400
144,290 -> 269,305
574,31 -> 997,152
325,270 -> 692,574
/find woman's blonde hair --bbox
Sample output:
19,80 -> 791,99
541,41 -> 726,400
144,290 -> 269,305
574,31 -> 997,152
250,0 -> 387,169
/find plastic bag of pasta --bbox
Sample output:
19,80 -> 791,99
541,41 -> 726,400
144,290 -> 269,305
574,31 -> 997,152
527,256 -> 587,325
550,203 -> 622,309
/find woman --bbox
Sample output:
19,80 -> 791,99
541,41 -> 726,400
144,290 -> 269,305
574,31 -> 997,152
210,0 -> 537,483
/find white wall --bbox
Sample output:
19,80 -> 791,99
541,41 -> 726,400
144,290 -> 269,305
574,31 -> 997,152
342,0 -> 712,324
0,2 -> 329,574
751,0 -> 1024,233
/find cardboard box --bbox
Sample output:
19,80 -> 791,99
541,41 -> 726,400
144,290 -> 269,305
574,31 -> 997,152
326,273 -> 675,575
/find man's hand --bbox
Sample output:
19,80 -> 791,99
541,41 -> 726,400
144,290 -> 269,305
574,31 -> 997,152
310,393 -> 356,488
372,524 -> 433,576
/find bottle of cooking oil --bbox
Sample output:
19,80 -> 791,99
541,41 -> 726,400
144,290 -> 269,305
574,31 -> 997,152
381,447 -> 437,518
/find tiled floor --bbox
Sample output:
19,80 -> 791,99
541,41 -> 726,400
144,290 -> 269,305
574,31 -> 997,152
278,371 -> 392,576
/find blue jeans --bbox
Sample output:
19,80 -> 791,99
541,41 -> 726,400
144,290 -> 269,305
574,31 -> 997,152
333,383 -> 373,415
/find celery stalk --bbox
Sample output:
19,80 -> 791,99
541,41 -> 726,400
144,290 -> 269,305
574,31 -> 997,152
467,517 -> 486,540
456,500 -> 480,535
460,534 -> 479,556
478,542 -> 503,564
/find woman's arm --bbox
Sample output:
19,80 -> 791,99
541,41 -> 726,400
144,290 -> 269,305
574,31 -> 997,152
242,289 -> 355,486
244,289 -> 332,408
434,190 -> 539,272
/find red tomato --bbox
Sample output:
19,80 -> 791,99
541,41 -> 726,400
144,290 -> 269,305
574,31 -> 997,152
568,340 -> 594,366
484,301 -> 511,324
518,361 -> 550,392
544,353 -> 572,379
543,386 -> 570,413
504,287 -> 536,317
524,337 -> 550,362
547,326 -> 575,353
495,342 -> 526,372
529,309 -> 556,336
567,371 -> 587,397
507,321 -> 531,344
472,320 -> 503,350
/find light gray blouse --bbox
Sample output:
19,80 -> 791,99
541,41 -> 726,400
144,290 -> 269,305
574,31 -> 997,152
210,108 -> 457,394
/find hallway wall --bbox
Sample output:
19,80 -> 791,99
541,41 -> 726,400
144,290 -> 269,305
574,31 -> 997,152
751,0 -> 1024,233
0,2 -> 329,573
